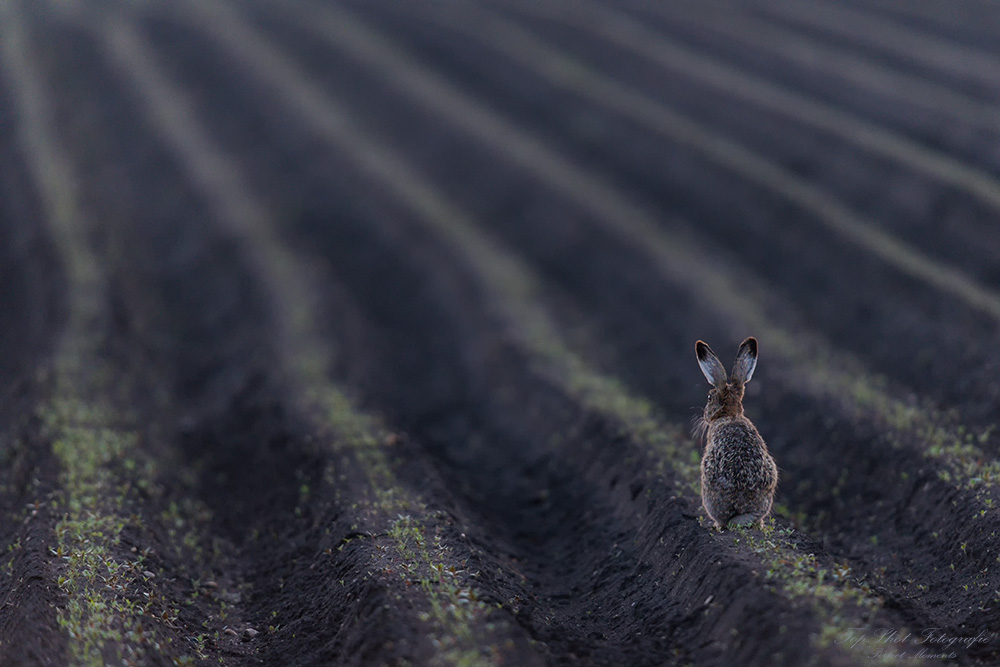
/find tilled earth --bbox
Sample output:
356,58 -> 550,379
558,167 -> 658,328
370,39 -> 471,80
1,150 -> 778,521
2,0 -> 1000,665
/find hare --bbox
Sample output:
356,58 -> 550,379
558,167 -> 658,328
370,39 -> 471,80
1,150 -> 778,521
694,337 -> 777,530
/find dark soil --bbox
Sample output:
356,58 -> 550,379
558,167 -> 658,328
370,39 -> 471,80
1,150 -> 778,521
3,0 -> 1000,665
0,77 -> 67,665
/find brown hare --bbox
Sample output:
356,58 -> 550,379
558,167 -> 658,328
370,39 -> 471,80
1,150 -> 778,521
695,337 -> 777,530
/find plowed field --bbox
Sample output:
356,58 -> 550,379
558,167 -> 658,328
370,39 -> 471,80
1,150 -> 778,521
2,1 -> 1000,665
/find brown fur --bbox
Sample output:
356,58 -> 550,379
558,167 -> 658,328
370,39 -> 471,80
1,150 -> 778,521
694,338 -> 777,529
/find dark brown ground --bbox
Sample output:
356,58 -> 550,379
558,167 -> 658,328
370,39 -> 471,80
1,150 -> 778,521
2,0 -> 1000,665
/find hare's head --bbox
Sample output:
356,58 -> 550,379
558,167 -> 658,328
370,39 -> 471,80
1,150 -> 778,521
695,337 -> 757,423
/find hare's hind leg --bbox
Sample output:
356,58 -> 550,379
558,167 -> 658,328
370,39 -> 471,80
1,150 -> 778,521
702,487 -> 724,529
703,491 -> 737,530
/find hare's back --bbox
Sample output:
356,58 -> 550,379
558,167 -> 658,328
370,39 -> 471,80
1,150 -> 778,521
706,418 -> 775,489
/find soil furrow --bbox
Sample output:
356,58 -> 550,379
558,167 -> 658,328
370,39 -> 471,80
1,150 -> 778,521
496,0 -> 1000,222
490,0 -> 1000,270
818,0 -> 1000,52
122,6 -> 737,665
259,0 -> 1000,489
0,13 -> 68,663
277,161 -> 881,666
307,0 -> 1000,447
203,1 -> 1000,656
79,5 -> 538,664
3,0 -> 998,664
127,3 -> 925,665
736,0 -> 1000,97
348,0 -> 1000,322
396,0 -> 996,426
330,4 -> 1000,655
0,3 -> 244,664
36,6 -> 512,665
634,0 -> 1000,140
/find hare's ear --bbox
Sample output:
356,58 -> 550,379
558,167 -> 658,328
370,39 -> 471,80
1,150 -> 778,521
732,337 -> 758,384
696,340 -> 727,387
